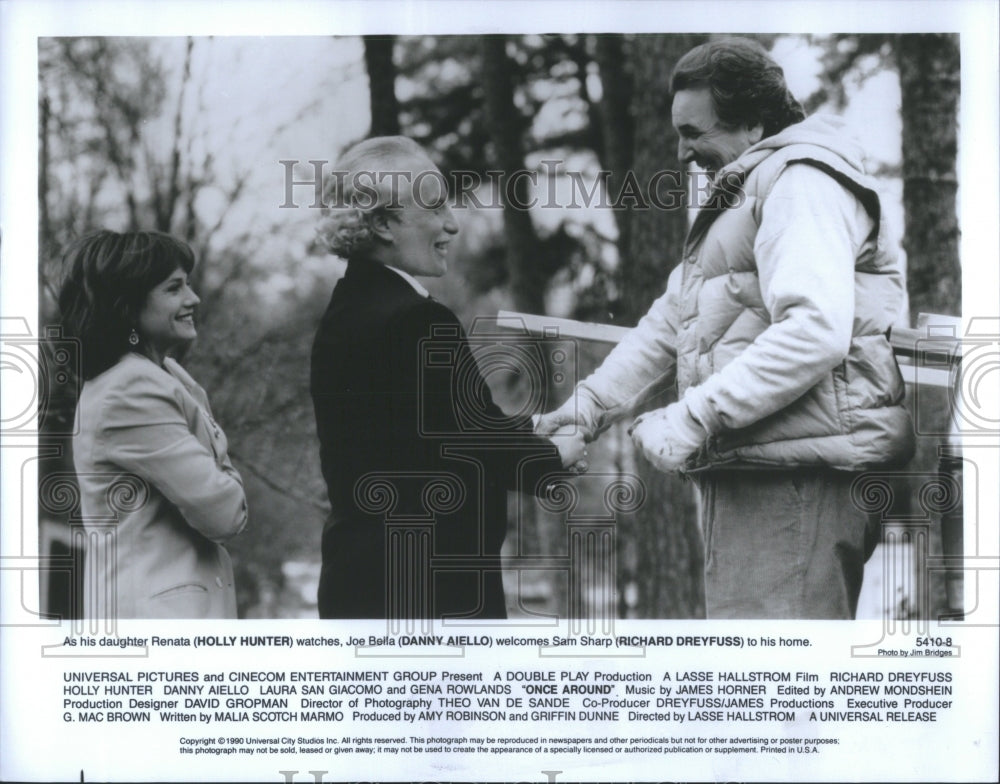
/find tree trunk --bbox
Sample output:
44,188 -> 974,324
593,34 -> 634,280
38,91 -> 55,312
479,36 -> 550,317
618,34 -> 707,618
896,34 -> 961,320
479,35 -> 560,614
896,33 -> 962,620
363,35 -> 401,137
157,37 -> 194,234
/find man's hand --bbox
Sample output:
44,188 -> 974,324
629,400 -> 707,472
536,396 -> 592,473
547,424 -> 589,474
534,406 -> 578,438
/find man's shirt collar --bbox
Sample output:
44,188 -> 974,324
384,265 -> 430,298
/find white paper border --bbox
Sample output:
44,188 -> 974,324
2,2 -> 998,782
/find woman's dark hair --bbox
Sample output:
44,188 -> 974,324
58,230 -> 195,380
671,38 -> 806,138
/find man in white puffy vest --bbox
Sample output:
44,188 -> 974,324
537,38 -> 915,619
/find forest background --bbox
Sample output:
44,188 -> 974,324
35,32 -> 962,620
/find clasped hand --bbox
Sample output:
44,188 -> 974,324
535,411 -> 588,474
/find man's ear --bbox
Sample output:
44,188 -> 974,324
370,210 -> 395,244
747,123 -> 764,145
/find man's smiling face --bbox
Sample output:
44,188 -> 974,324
377,154 -> 458,278
672,87 -> 762,175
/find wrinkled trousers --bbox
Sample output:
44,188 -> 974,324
695,469 -> 880,619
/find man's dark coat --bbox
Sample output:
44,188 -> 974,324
311,259 -> 564,619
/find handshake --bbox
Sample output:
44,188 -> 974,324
533,410 -> 589,474
535,414 -> 590,474
534,394 -> 709,475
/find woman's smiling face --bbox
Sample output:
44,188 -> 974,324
136,266 -> 201,360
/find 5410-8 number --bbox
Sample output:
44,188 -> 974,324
915,637 -> 953,647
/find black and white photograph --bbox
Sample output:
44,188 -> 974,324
28,27 -> 970,624
1,1 -> 997,782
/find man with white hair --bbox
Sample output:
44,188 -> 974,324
311,136 -> 584,619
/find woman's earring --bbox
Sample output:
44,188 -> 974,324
128,329 -> 140,347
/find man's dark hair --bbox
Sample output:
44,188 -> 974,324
671,38 -> 806,137
58,230 -> 196,380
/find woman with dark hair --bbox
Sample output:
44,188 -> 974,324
59,230 -> 247,619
